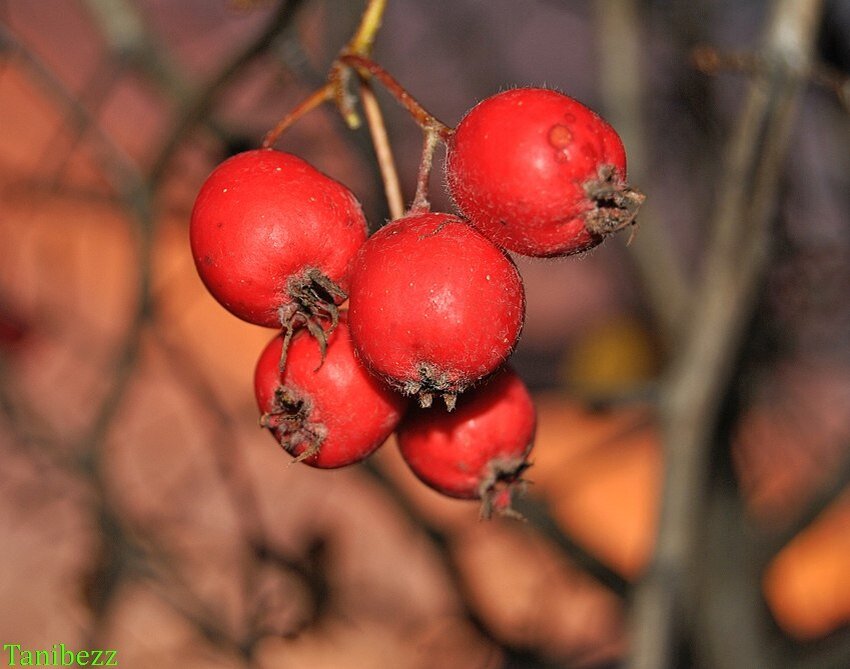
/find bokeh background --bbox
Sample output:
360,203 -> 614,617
1,1 -> 849,667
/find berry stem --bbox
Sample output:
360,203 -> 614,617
262,0 -> 389,144
262,83 -> 333,149
348,0 -> 388,56
260,1 -> 447,214
337,54 -> 453,140
359,78 -> 405,220
409,127 -> 440,213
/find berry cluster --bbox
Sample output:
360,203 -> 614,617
190,85 -> 640,516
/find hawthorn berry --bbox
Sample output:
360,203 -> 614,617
446,87 -> 644,257
347,212 -> 525,409
396,367 -> 536,517
190,149 -> 367,352
254,315 -> 407,468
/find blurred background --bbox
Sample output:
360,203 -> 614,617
1,0 -> 849,667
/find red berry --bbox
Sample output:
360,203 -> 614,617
397,367 -> 536,517
254,315 -> 407,468
347,212 -> 525,409
190,149 -> 368,342
446,87 -> 644,257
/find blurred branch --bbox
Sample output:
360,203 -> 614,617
787,626 -> 850,669
362,453 -> 638,669
0,23 -> 154,473
149,0 -> 306,186
143,531 -> 329,661
1,3 -> 318,653
694,473 -> 783,669
148,324 -> 266,545
694,45 -> 850,114
81,0 -> 189,100
0,358 -> 71,466
512,496 -> 631,598
628,2 -> 824,668
47,0 -> 249,188
43,1 -> 193,185
1,21 -> 159,647
148,320 -> 332,637
360,461 -> 562,668
143,566 -> 252,658
755,450 -> 850,564
594,0 -> 689,344
364,459 -> 629,599
0,25 -> 148,198
37,57 -> 124,189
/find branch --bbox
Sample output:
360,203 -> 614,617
148,0 -> 305,186
81,0 -> 190,100
512,496 -> 631,598
786,625 -> 850,669
147,320 -> 332,635
358,79 -> 405,220
627,2 -> 825,668
0,23 -> 155,473
693,45 -> 850,114
593,0 -> 689,344
360,461 -> 561,667
755,450 -> 850,564
692,470 -> 785,669
146,325 -> 267,548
